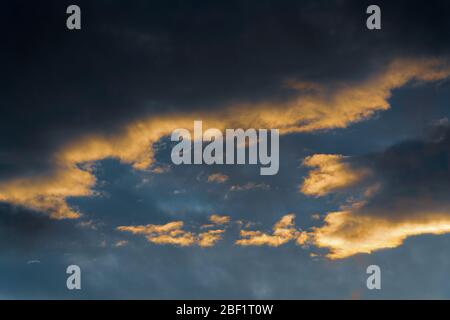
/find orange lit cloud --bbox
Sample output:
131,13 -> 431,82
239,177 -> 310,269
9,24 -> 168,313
207,173 -> 229,183
198,229 -> 226,247
117,221 -> 184,235
236,214 -> 306,247
201,214 -> 231,229
242,58 -> 450,133
0,165 -> 95,219
311,210 -> 450,259
208,214 -> 231,225
116,206 -> 450,259
117,216 -> 226,247
0,57 -> 448,218
300,154 -> 369,196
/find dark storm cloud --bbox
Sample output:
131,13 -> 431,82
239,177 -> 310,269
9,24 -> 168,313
0,203 -> 105,254
354,122 -> 450,217
1,0 -> 449,179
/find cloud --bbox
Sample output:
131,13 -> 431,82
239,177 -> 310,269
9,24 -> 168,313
243,58 -> 450,133
114,240 -> 129,247
198,230 -> 226,248
146,231 -> 198,247
118,221 -> 197,247
150,165 -> 171,174
77,220 -> 99,230
208,214 -> 231,225
117,216 -> 226,247
300,154 -> 369,196
117,221 -> 184,235
236,214 -> 305,247
307,126 -> 450,259
230,182 -> 270,192
0,57 -> 448,219
207,173 -> 229,183
201,214 -> 231,228
312,209 -> 450,259
0,166 -> 95,219
117,214 -> 308,248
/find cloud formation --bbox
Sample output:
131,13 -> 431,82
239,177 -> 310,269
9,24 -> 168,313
0,58 -> 448,219
117,214 -> 308,249
230,182 -> 270,192
0,165 -> 95,219
235,214 -> 305,247
312,209 -> 450,259
117,216 -> 227,247
208,214 -> 231,225
207,173 -> 229,183
305,125 -> 450,259
300,154 -> 369,196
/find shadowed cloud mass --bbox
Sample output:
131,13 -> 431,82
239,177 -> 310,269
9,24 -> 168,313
303,125 -> 450,258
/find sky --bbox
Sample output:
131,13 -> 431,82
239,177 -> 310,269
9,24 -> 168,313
1,0 -> 450,299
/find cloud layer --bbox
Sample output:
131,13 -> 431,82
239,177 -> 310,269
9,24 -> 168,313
0,57 -> 448,219
304,125 -> 450,258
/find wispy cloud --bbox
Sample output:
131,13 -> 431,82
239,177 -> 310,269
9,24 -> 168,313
207,173 -> 229,183
230,182 -> 270,192
117,216 -> 227,247
236,214 -> 306,247
208,214 -> 231,225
